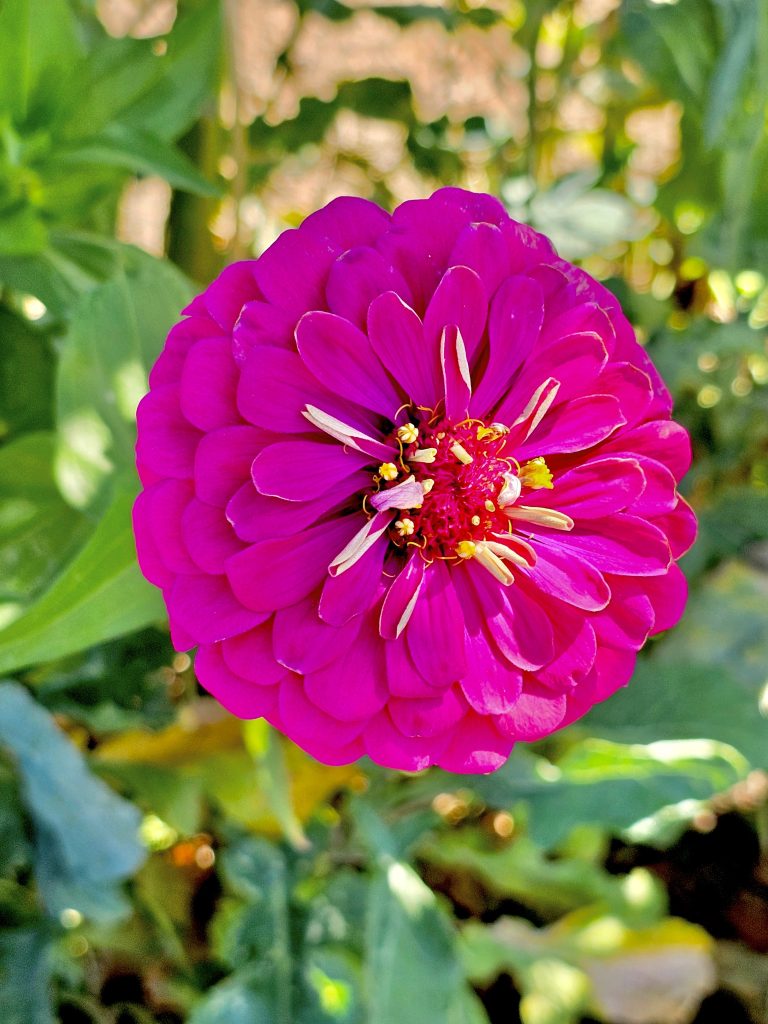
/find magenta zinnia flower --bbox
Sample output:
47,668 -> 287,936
134,188 -> 695,773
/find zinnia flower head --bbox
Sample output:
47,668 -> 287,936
134,188 -> 695,773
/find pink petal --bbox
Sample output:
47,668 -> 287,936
526,457 -> 646,518
459,572 -> 524,714
232,300 -> 296,360
364,710 -> 445,771
495,684 -> 567,741
319,538 -> 387,626
379,551 -> 425,639
537,613 -> 596,691
369,476 -> 424,512
150,317 -> 219,388
367,291 -> 441,406
195,643 -> 281,719
251,440 -> 369,501
279,675 -> 367,753
389,687 -> 466,738
201,262 -> 259,331
182,497 -> 244,574
221,623 -> 287,685
194,425 -> 267,506
652,496 -> 697,558
385,640 -> 440,698
226,483 -> 354,542
180,337 -> 240,431
303,405 -> 396,462
461,565 -> 554,672
136,384 -> 201,480
326,246 -> 411,328
169,573 -> 267,644
132,490 -> 173,589
406,561 -> 467,686
437,713 -> 513,774
273,592 -> 361,674
253,228 -> 335,317
424,265 -> 487,361
328,512 -> 392,576
227,516 -> 360,612
470,274 -> 545,416
301,195 -> 391,250
516,394 -> 626,459
523,539 -> 610,611
502,331 -> 607,413
142,479 -> 197,574
237,345 -> 377,437
595,577 -> 655,649
600,420 -> 692,482
628,458 -> 678,516
304,623 -> 388,721
545,514 -> 671,576
440,325 -> 472,422
645,563 -> 688,634
296,311 -> 403,418
595,361 -> 653,429
449,222 -> 512,297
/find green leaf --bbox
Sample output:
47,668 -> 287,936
188,969 -> 275,1024
704,0 -> 758,145
55,251 -> 192,510
0,0 -> 81,126
585,561 -> 768,768
0,310 -> 54,439
0,484 -> 165,675
0,432 -> 90,608
0,205 -> 48,257
58,124 -> 221,197
0,682 -> 146,918
355,806 -> 463,1024
63,3 -> 222,143
0,926 -> 55,1024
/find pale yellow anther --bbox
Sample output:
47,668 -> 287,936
397,423 -> 419,444
477,422 -> 509,441
504,505 -> 574,531
474,543 -> 515,586
421,479 -> 435,495
395,518 -> 415,537
450,442 -> 473,465
410,448 -> 437,464
456,540 -> 477,559
471,515 -> 481,526
518,456 -> 554,490
484,499 -> 496,513
378,462 -> 399,481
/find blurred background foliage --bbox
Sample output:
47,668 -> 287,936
0,0 -> 767,1021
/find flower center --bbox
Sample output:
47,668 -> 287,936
366,412 -> 572,583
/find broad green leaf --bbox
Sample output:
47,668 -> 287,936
0,433 -> 90,609
0,484 -> 165,675
55,252 -> 192,510
585,561 -> 768,768
0,682 -> 145,918
0,205 -> 48,257
0,0 -> 81,126
58,124 -> 221,197
355,806 -> 463,1024
704,0 -> 758,145
63,3 -> 222,142
0,310 -> 54,439
0,927 -> 55,1024
188,969 -> 275,1024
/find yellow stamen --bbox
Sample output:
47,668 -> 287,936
421,479 -> 435,495
450,442 -> 473,465
474,543 -> 515,586
456,540 -> 477,559
484,499 -> 496,513
476,422 -> 509,441
504,505 -> 574,531
485,540 -> 534,569
395,518 -> 415,537
518,456 -> 554,490
379,462 -> 398,481
397,423 -> 419,444
497,472 -> 522,509
471,515 -> 481,526
410,448 -> 437,464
